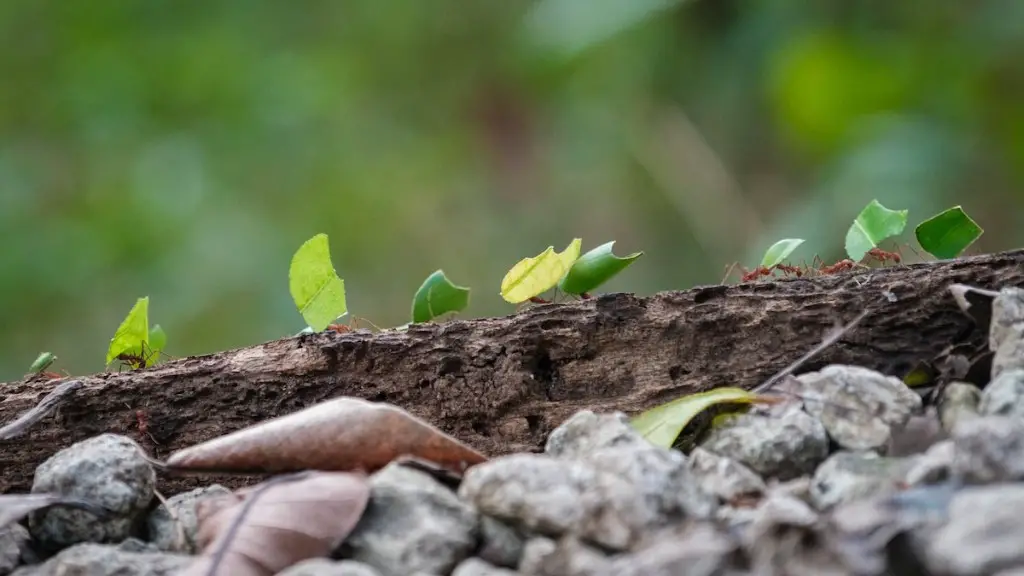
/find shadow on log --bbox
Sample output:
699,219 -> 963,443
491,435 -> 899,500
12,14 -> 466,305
1,249 -> 1022,495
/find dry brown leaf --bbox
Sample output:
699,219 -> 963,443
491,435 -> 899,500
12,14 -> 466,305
163,396 -> 488,476
0,493 -> 111,530
180,470 -> 371,576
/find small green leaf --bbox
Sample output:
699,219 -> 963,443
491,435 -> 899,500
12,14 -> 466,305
902,361 -> 937,388
630,387 -> 770,448
845,200 -> 908,262
28,352 -> 57,374
915,206 -> 983,259
500,238 -> 582,304
289,233 -> 348,332
558,241 -> 643,295
411,270 -> 471,323
147,325 -> 167,363
105,297 -> 150,366
760,238 -> 805,269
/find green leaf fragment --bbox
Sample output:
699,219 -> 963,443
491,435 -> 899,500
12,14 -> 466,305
915,206 -> 983,259
558,241 -> 643,295
500,238 -> 582,304
29,352 -> 57,374
289,233 -> 348,332
760,238 -> 805,269
630,387 -> 769,449
147,325 -> 167,361
845,199 -> 908,262
105,297 -> 150,366
411,270 -> 471,323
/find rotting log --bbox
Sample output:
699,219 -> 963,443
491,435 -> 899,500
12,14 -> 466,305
1,249 -> 1023,495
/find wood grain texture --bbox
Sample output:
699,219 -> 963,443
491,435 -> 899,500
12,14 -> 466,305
1,249 -> 1022,495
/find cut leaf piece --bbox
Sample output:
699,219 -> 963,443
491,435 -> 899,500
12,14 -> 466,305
411,270 -> 471,323
631,387 -> 772,448
182,471 -> 370,576
558,241 -> 643,295
760,238 -> 805,269
147,325 -> 167,361
105,297 -> 150,366
915,206 -> 983,259
289,233 -> 348,332
500,238 -> 582,304
844,200 -> 908,262
163,397 -> 488,476
28,352 -> 57,374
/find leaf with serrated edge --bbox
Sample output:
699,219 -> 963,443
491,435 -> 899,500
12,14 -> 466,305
559,241 -> 643,295
289,234 -> 348,332
844,200 -> 908,262
760,238 -> 805,268
631,387 -> 771,448
500,238 -> 582,304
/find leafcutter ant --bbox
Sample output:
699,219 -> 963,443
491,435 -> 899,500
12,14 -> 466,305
326,316 -> 382,334
866,247 -> 902,265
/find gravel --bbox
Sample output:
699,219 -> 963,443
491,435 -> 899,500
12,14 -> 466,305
6,287 -> 1024,575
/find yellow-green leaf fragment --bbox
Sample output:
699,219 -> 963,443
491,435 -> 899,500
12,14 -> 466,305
915,206 -> 983,259
630,387 -> 769,448
28,352 -> 57,374
105,297 -> 150,365
500,238 -> 582,304
558,241 -> 643,295
760,238 -> 805,269
411,270 -> 471,323
845,199 -> 908,262
289,233 -> 348,332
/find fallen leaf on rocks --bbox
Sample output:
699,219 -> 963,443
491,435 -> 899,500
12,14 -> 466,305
630,387 -> 779,448
0,493 -> 111,531
180,471 -> 370,576
161,397 -> 488,476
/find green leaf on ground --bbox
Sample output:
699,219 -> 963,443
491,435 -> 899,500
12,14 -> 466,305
915,206 -> 983,259
760,238 -> 805,268
630,387 -> 770,448
411,270 -> 471,323
28,352 -> 57,374
845,200 -> 908,261
105,297 -> 150,366
289,233 -> 348,331
500,238 -> 582,304
558,241 -> 643,295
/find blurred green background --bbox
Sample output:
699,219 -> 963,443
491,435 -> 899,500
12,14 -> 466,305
2,0 -> 1023,381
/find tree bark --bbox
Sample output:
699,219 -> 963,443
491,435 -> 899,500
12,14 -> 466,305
1,249 -> 1022,495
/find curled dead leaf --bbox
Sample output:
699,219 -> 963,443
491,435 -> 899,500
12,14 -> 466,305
180,470 -> 371,576
163,397 -> 488,476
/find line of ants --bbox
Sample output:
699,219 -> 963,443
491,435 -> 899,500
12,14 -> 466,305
725,246 -> 905,284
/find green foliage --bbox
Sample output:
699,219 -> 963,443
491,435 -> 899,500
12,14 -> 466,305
148,325 -> 167,358
500,238 -> 582,304
105,297 -> 153,368
630,387 -> 769,448
289,234 -> 348,332
559,241 -> 644,296
411,270 -> 471,324
760,239 -> 805,268
28,352 -> 56,374
845,200 -> 909,261
915,206 -> 984,259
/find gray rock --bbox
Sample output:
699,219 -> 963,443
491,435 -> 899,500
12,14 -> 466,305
952,416 -> 1024,483
688,447 -> 767,503
450,557 -> 517,576
940,382 -> 982,432
903,440 -> 955,486
981,369 -> 1024,418
610,522 -> 740,576
517,536 -> 611,576
810,451 -> 910,509
146,483 -> 232,553
28,434 -> 155,553
9,542 -> 190,576
794,364 -> 922,451
458,453 -> 678,551
476,516 -> 524,569
0,525 -> 29,576
745,492 -> 849,575
923,484 -> 1024,576
339,463 -> 478,576
700,402 -> 829,481
990,287 -> 1024,379
545,410 -> 647,457
276,558 -> 383,576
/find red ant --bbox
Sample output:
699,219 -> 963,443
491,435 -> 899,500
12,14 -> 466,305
774,263 -> 805,278
866,247 -> 901,265
125,403 -> 159,444
818,259 -> 859,275
326,316 -> 382,334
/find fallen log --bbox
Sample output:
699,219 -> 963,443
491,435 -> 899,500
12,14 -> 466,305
1,249 -> 1022,495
